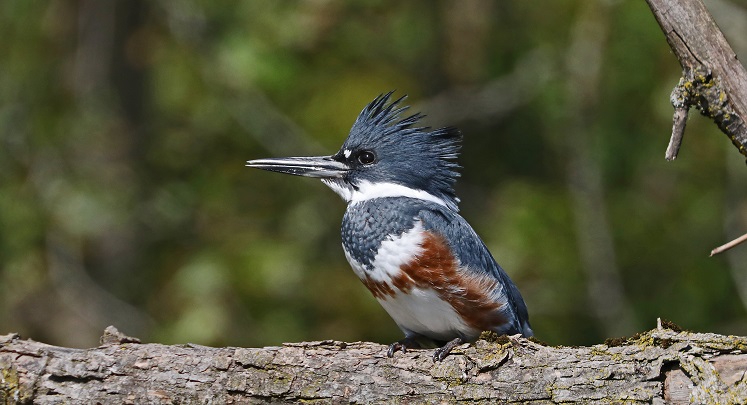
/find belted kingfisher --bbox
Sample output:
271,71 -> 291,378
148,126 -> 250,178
246,92 -> 532,361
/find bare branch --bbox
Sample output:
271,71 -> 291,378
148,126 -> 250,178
666,79 -> 691,160
665,107 -> 689,160
646,0 -> 747,159
711,232 -> 747,256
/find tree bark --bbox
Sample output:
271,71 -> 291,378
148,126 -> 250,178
1,325 -> 746,403
646,0 -> 747,160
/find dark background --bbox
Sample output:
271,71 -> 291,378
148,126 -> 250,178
1,0 -> 746,349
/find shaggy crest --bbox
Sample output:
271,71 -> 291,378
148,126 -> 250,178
342,92 -> 463,210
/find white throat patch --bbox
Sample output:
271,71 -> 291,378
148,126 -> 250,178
321,179 -> 451,209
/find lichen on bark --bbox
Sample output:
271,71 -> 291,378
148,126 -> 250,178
1,326 -> 746,403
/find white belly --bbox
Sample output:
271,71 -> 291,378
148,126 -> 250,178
377,287 -> 474,341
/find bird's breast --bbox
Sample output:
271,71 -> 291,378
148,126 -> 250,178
342,222 -> 509,340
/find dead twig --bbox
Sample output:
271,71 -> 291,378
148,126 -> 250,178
710,232 -> 747,256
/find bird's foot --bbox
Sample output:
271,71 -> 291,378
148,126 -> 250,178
387,337 -> 422,358
433,337 -> 464,362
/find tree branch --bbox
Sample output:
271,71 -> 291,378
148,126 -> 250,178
2,325 -> 747,403
711,231 -> 747,256
646,0 -> 747,159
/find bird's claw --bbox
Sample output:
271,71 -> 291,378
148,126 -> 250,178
387,337 -> 421,358
388,336 -> 467,361
387,342 -> 406,357
432,347 -> 449,362
432,337 -> 464,362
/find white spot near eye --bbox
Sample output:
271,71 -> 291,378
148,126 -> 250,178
343,149 -> 352,159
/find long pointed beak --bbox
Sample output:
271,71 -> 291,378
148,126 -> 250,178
245,156 -> 349,178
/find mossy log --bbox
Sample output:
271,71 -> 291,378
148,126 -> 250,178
1,325 -> 746,404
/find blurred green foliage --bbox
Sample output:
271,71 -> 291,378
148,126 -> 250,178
0,0 -> 745,349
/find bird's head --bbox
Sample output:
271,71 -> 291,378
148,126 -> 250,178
246,92 -> 462,211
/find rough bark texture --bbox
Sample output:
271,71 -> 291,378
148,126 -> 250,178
2,326 -> 747,404
646,0 -> 747,159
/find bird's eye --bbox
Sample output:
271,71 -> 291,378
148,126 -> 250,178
357,151 -> 376,165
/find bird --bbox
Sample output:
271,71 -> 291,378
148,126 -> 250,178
246,92 -> 532,361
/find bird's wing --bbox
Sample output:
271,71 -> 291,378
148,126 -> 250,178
417,204 -> 532,336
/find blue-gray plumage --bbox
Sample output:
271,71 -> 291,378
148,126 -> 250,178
246,92 -> 532,361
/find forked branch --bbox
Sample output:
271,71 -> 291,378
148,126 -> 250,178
646,0 -> 747,159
